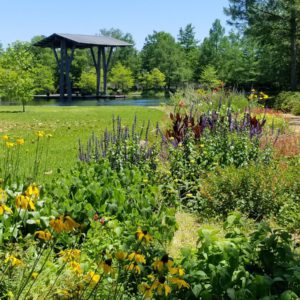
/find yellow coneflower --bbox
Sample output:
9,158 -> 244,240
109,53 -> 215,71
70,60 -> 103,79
115,251 -> 127,260
169,277 -> 190,289
0,188 -> 7,203
34,230 -> 52,241
128,252 -> 146,264
136,228 -> 152,244
31,272 -> 39,280
101,259 -> 113,274
169,267 -> 185,276
69,261 -> 82,276
15,194 -> 35,211
59,249 -> 81,262
63,216 -> 80,231
138,283 -> 153,298
25,184 -> 39,199
152,254 -> 174,272
6,142 -> 14,148
36,131 -> 45,138
0,203 -> 12,215
85,271 -> 100,285
49,216 -> 65,233
4,255 -> 23,267
16,138 -> 25,145
152,276 -> 171,296
127,263 -> 141,274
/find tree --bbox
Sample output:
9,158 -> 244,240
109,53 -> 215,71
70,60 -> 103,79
77,70 -> 96,95
0,42 -> 37,111
99,28 -> 140,75
141,31 -> 191,89
199,65 -> 221,90
138,68 -> 166,91
109,63 -> 134,92
224,0 -> 300,90
178,24 -> 198,52
0,67 -> 35,112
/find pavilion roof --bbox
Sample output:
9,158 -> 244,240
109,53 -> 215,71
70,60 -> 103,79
34,33 -> 132,48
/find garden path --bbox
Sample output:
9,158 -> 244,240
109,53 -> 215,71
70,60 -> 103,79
168,211 -> 200,258
284,114 -> 300,133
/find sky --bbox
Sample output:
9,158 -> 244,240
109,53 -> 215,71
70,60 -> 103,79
0,0 -> 230,50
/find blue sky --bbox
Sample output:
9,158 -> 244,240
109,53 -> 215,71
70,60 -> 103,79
0,0 -> 230,50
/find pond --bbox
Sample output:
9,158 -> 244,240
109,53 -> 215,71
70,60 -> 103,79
28,97 -> 170,107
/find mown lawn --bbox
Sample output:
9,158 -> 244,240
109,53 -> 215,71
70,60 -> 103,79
0,105 -> 166,180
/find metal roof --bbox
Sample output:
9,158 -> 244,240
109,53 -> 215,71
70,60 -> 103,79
34,33 -> 132,48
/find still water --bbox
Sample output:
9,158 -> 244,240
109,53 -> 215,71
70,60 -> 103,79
30,98 -> 169,107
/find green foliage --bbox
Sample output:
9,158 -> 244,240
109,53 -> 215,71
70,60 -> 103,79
0,67 -> 35,112
225,0 -> 300,90
78,70 -> 96,95
199,65 -> 222,90
141,31 -> 192,88
109,62 -> 134,92
181,213 -> 300,299
197,160 -> 300,221
138,68 -> 166,90
275,92 -> 300,115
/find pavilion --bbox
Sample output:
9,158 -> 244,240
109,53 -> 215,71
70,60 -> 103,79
34,33 -> 131,100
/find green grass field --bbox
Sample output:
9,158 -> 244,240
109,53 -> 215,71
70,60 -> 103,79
0,105 -> 166,181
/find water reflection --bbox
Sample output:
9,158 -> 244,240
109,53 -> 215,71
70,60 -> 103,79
30,98 -> 169,107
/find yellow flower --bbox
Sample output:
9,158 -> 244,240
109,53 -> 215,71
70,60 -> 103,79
16,138 -> 25,145
6,142 -> 15,148
50,216 -> 65,233
59,249 -> 81,262
136,228 -> 152,244
186,193 -> 193,198
36,131 -> 45,138
138,283 -> 153,298
127,263 -> 141,274
34,230 -> 52,241
128,252 -> 146,264
169,267 -> 185,277
55,289 -> 72,297
69,261 -> 82,276
85,271 -> 100,285
4,255 -> 22,267
0,204 -> 12,215
7,291 -> 14,299
25,184 -> 39,199
101,259 -> 113,274
153,254 -> 174,272
15,194 -> 35,210
31,272 -> 39,280
152,277 -> 171,296
169,277 -> 190,289
2,135 -> 9,141
50,216 -> 80,233
115,251 -> 127,260
0,188 -> 7,203
63,216 -> 80,231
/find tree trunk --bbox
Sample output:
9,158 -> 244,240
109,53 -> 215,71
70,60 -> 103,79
290,3 -> 297,91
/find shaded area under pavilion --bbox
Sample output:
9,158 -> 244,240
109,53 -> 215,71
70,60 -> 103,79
34,33 -> 131,100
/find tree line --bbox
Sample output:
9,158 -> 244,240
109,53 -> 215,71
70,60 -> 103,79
0,0 -> 299,105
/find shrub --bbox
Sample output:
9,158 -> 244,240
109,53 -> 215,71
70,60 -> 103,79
180,213 -> 300,299
274,91 -> 300,115
196,160 -> 300,221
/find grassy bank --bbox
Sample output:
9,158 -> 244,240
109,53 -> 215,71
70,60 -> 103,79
0,105 -> 165,180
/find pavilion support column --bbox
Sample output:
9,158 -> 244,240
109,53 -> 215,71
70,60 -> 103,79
66,46 -> 75,100
90,47 -> 102,97
101,47 -> 114,96
59,40 -> 66,100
